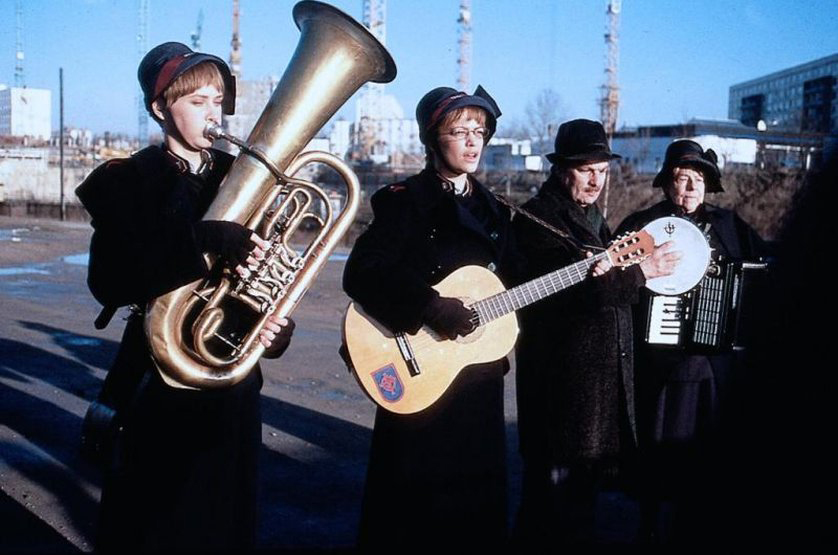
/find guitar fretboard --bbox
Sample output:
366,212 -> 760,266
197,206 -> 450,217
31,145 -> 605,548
472,251 -> 609,325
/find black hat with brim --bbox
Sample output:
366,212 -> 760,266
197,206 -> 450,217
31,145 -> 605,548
546,118 -> 620,164
138,42 -> 237,116
652,139 -> 723,192
416,85 -> 502,145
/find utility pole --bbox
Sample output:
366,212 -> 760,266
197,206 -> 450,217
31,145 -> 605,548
60,68 -> 65,221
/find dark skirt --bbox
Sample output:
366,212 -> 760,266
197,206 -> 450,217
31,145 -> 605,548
96,361 -> 262,553
357,361 -> 508,549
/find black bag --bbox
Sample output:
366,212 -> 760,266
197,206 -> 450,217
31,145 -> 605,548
79,315 -> 149,469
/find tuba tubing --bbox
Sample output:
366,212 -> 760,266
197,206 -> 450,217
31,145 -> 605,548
144,1 -> 396,389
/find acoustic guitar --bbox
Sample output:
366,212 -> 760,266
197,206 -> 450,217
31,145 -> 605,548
342,228 -> 654,414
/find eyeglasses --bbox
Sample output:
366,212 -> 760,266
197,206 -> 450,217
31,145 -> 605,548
441,127 -> 489,141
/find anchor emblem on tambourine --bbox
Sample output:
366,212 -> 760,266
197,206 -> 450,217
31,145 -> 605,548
642,217 -> 711,295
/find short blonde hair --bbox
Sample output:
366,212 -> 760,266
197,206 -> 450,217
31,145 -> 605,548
161,62 -> 225,108
436,106 -> 487,131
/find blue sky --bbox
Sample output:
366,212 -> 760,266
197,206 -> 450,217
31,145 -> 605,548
2,0 -> 837,136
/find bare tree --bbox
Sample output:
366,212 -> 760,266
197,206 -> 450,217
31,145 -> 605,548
524,88 -> 566,155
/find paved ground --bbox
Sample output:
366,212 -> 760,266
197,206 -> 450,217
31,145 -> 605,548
0,215 -> 640,553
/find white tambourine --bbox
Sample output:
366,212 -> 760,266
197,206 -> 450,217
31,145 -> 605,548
642,216 -> 711,295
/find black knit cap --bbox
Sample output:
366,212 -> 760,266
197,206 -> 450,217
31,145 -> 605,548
415,85 -> 502,145
652,139 -> 723,193
138,41 -> 236,116
546,119 -> 621,164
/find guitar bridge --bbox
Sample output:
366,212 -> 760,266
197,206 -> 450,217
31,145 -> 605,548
395,333 -> 421,377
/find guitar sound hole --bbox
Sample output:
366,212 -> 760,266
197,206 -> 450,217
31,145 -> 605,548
456,295 -> 483,345
456,324 -> 484,345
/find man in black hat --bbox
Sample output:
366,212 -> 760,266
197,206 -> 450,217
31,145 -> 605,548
616,139 -> 766,544
513,119 -> 679,546
344,85 -> 522,548
77,42 -> 293,552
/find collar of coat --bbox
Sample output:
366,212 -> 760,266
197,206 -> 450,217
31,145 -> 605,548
528,175 -> 610,248
389,168 -> 502,218
162,146 -> 216,176
76,145 -> 234,222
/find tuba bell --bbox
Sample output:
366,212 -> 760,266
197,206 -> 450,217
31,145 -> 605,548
145,0 -> 396,389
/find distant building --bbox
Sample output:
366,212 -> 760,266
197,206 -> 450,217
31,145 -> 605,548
0,85 -> 52,140
222,76 -> 279,143
729,53 -> 838,133
613,119 -> 758,173
613,117 -> 822,171
482,138 -> 543,172
51,127 -> 94,149
350,92 -> 422,165
329,119 -> 352,160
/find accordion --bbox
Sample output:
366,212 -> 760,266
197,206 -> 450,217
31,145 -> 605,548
645,259 -> 769,353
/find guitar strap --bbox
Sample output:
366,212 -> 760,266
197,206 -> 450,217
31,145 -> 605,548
492,193 -> 604,255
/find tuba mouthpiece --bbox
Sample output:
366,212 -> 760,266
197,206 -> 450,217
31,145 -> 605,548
204,122 -> 225,141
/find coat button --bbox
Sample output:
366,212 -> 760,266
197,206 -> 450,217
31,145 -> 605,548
487,262 -> 497,272
490,231 -> 499,240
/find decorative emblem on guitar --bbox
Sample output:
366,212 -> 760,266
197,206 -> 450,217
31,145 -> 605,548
371,364 -> 404,402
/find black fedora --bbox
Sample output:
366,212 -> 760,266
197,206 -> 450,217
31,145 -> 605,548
138,42 -> 237,116
546,119 -> 621,164
415,85 -> 502,145
652,139 -> 723,192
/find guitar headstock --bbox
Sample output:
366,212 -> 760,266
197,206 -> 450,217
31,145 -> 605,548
607,230 -> 654,268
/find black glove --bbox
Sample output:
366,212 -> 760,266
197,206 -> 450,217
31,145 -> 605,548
263,318 -> 295,359
193,220 -> 254,267
422,296 -> 476,340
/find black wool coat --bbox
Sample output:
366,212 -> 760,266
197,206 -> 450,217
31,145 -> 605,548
76,146 -> 264,552
616,200 -> 767,453
343,168 -> 521,548
514,177 -> 645,467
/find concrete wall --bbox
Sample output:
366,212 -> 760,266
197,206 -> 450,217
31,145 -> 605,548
0,149 -> 91,204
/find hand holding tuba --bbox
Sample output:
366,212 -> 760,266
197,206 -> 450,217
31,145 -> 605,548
145,1 -> 396,389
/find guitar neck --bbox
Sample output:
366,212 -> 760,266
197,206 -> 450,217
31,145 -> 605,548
473,251 -> 609,324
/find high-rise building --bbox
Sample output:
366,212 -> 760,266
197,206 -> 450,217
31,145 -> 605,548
0,86 -> 51,140
729,53 -> 838,133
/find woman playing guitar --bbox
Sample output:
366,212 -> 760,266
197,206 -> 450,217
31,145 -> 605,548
343,86 -> 521,549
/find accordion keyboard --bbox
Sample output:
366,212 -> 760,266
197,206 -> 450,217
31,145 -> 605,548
647,295 -> 686,345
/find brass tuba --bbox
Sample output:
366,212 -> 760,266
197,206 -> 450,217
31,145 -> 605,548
145,1 -> 396,389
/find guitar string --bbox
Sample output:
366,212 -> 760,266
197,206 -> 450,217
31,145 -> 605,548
401,254 -> 605,351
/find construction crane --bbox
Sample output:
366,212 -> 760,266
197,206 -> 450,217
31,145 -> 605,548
599,0 -> 621,219
137,0 -> 149,145
600,0 -> 621,137
191,9 -> 204,51
457,0 -> 472,91
230,0 -> 242,78
15,0 -> 24,87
